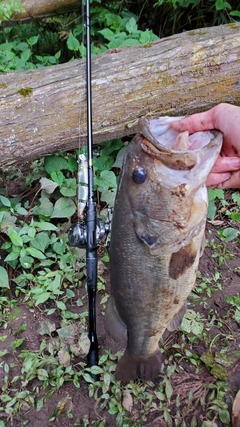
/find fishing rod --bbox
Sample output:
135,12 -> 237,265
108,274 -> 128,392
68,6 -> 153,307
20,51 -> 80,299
68,0 -> 111,379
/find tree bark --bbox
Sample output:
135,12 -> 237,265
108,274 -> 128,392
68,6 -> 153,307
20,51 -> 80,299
8,0 -> 80,22
0,23 -> 240,170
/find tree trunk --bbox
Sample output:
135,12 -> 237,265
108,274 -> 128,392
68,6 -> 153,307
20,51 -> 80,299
1,23 -> 240,170
9,0 -> 80,22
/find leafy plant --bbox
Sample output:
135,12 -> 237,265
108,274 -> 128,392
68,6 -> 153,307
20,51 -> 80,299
0,0 -> 25,23
225,294 -> 240,324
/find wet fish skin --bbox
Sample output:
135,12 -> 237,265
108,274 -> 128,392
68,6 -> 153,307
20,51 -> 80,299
106,116 -> 222,382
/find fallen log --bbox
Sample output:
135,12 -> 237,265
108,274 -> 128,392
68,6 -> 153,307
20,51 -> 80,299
0,23 -> 240,170
5,0 -> 80,23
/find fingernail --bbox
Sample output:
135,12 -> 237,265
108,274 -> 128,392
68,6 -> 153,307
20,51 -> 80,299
221,172 -> 231,180
230,158 -> 240,168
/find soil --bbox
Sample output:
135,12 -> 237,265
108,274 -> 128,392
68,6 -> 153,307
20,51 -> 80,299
0,222 -> 239,427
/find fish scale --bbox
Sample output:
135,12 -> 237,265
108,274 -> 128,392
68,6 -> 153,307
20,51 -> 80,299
106,116 -> 222,382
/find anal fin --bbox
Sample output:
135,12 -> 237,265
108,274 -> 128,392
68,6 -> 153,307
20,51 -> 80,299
166,300 -> 187,332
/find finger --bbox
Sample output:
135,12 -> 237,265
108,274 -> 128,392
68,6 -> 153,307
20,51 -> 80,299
206,172 -> 231,187
171,109 -> 215,134
211,156 -> 240,173
216,171 -> 240,189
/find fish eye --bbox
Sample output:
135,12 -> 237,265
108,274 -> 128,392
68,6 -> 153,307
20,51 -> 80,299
131,167 -> 147,184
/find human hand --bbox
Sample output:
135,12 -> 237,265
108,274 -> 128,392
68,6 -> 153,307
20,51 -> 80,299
171,103 -> 240,189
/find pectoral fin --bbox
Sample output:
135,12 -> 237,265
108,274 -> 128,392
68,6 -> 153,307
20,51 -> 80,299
169,240 -> 197,280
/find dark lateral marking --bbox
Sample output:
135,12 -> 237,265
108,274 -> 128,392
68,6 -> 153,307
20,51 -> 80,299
169,241 -> 197,280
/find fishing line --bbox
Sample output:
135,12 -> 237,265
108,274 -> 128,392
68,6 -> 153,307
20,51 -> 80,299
78,0 -> 86,154
76,0 -> 88,222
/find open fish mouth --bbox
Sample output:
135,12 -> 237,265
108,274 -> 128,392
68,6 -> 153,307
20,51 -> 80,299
138,116 -> 222,170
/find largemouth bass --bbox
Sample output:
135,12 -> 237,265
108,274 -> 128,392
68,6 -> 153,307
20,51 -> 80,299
106,116 -> 222,382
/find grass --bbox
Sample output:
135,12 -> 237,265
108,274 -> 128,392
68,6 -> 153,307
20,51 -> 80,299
0,158 -> 239,426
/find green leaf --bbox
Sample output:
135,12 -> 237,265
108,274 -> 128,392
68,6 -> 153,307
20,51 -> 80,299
15,205 -> 28,215
68,155 -> 77,172
20,255 -> 34,268
125,17 -> 138,34
100,190 -> 116,207
230,10 -> 240,16
0,266 -> 9,288
87,365 -> 104,375
102,139 -> 124,156
95,170 -> 117,189
44,155 -> 68,174
40,177 -> 58,194
207,198 -> 216,220
27,35 -> 39,46
67,32 -> 80,51
120,38 -> 139,47
36,398 -> 44,412
16,42 -> 29,52
31,232 -> 50,252
208,188 -> 224,201
35,292 -> 51,305
8,228 -> 23,247
140,30 -> 159,43
232,192 -> 240,205
219,408 -> 230,424
51,170 -> 65,186
112,146 -> 127,168
5,252 -> 19,262
0,349 -> 9,357
11,338 -> 25,349
33,197 -> 54,217
215,0 -> 231,10
60,178 -> 77,197
34,221 -> 58,231
234,308 -> 240,324
55,50 -> 61,60
94,155 -> 114,172
165,378 -> 173,400
220,227 -> 238,242
37,368 -> 49,380
56,301 -> 67,311
26,247 -> 46,259
98,28 -> 114,41
51,197 -> 76,219
0,195 -> 11,207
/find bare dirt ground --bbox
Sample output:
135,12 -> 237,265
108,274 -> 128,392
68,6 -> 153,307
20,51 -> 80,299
0,222 -> 239,427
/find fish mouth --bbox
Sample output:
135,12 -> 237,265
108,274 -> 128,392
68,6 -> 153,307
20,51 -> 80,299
138,116 -> 222,171
141,137 -> 196,170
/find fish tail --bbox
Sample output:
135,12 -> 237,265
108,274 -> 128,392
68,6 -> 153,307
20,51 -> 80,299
115,350 -> 162,382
